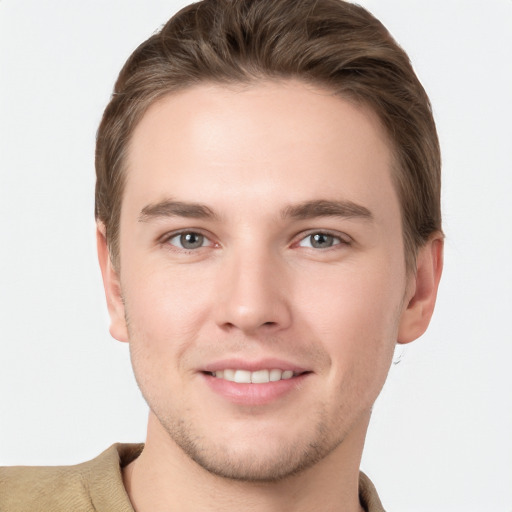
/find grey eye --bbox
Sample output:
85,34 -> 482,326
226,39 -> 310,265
310,233 -> 335,248
169,232 -> 206,249
299,233 -> 340,249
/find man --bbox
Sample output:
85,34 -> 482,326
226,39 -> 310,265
0,0 -> 443,510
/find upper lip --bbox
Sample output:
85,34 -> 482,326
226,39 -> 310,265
201,358 -> 310,374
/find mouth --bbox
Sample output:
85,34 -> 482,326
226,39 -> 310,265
200,361 -> 312,405
204,368 -> 306,383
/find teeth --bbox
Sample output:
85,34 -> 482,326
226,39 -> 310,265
251,369 -> 269,383
234,370 -> 251,383
212,369 -> 297,383
223,369 -> 235,381
269,369 -> 282,382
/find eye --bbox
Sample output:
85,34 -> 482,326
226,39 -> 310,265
167,231 -> 211,250
298,232 -> 345,249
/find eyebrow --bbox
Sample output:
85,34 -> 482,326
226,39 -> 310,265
138,200 -> 218,222
138,198 -> 373,223
281,199 -> 373,221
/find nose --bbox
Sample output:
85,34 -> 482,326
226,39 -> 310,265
214,247 -> 292,335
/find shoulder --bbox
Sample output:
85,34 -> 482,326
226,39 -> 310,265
359,471 -> 386,512
0,463 -> 88,511
0,443 -> 143,512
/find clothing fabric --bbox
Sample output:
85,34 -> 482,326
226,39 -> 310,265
0,444 -> 385,511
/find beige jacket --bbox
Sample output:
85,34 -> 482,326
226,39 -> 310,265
0,444 -> 385,511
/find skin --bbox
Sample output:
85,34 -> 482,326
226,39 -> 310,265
98,80 -> 443,512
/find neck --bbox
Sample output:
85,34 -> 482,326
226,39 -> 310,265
123,413 -> 368,512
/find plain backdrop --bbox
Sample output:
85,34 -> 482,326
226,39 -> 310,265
1,1 -> 511,511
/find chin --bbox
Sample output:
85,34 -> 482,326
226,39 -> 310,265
175,436 -> 333,483
158,408 -> 347,483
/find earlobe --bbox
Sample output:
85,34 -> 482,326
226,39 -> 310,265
397,234 -> 444,344
96,223 -> 129,343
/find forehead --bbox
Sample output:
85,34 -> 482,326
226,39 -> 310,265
123,80 -> 398,224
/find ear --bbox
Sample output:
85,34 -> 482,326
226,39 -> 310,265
397,234 -> 444,344
96,223 -> 129,343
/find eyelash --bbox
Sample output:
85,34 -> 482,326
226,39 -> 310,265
160,230 -> 215,252
295,230 -> 351,250
160,229 -> 352,254
160,230 -> 351,254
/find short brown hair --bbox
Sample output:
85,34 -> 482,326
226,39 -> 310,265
95,0 -> 441,271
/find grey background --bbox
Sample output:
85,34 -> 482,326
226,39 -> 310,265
1,1 -> 511,510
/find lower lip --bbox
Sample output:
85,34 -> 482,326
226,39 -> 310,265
201,373 -> 310,406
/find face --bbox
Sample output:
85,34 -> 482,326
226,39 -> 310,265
103,81 -> 425,481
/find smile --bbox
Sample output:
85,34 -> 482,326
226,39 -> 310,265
209,369 -> 298,383
202,365 -> 311,405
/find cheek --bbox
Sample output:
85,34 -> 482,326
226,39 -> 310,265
298,262 -> 404,377
122,270 -> 209,408
301,261 -> 403,329
121,263 -> 214,361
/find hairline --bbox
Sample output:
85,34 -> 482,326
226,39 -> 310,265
104,75 -> 416,274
